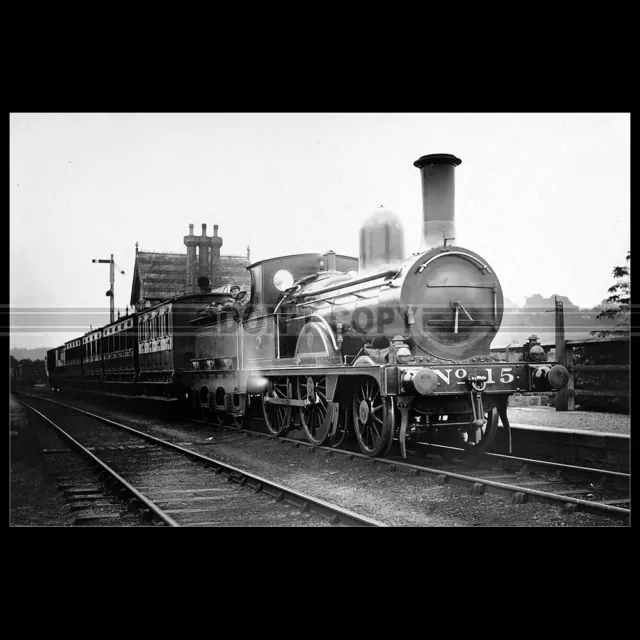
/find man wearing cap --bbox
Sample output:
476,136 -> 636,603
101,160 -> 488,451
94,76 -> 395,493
220,285 -> 241,311
200,285 -> 241,316
232,290 -> 249,319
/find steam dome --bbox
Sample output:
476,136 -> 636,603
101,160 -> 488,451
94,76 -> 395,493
358,207 -> 405,276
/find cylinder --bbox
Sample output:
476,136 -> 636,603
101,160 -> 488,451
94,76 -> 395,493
413,153 -> 462,250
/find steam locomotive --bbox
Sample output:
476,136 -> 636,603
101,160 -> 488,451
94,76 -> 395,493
185,153 -> 569,457
46,153 -> 569,458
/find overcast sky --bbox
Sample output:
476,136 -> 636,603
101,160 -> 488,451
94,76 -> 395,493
10,112 -> 630,349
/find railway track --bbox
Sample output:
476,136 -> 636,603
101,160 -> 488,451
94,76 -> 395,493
195,412 -> 630,522
14,394 -> 385,527
16,391 -> 630,524
37,388 -> 629,472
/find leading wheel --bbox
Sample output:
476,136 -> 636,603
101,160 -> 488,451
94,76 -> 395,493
352,378 -> 394,457
262,376 -> 292,436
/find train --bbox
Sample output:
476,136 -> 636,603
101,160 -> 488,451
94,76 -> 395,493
47,153 -> 570,458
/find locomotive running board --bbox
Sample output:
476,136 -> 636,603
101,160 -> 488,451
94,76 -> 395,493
263,397 -> 307,407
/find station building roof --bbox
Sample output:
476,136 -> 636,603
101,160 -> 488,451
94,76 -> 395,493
130,250 -> 251,309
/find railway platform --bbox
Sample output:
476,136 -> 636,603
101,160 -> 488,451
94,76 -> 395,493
494,406 -> 629,472
506,405 -> 629,435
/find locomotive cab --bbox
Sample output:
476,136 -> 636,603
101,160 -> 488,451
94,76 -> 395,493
243,253 -> 358,365
245,252 -> 358,319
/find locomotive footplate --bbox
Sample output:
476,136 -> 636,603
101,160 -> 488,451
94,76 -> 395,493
247,361 -> 567,398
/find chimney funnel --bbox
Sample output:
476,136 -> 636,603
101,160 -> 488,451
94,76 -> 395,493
413,153 -> 461,250
214,224 -> 218,237
189,224 -> 194,236
202,223 -> 207,236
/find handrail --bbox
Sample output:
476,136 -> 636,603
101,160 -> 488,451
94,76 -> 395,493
292,268 -> 399,300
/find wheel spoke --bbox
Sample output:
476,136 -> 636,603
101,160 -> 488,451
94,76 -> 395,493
263,377 -> 293,436
368,421 -> 381,442
299,376 -> 330,445
353,381 -> 392,456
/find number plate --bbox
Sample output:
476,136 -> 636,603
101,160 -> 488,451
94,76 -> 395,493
400,364 -> 526,394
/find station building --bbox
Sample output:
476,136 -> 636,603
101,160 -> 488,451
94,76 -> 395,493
129,224 -> 251,312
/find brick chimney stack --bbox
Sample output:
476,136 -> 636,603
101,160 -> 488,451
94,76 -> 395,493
210,224 -> 223,288
198,223 -> 210,283
184,223 -> 198,292
184,223 -> 225,293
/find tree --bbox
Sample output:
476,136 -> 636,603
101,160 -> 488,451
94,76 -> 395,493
591,251 -> 630,337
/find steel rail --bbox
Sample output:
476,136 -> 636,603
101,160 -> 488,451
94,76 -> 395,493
192,417 -> 630,519
17,397 -> 179,527
21,395 -> 384,527
21,392 -> 628,521
197,415 -> 629,481
413,443 -> 630,482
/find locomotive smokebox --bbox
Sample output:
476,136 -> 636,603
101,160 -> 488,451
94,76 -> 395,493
413,153 -> 462,250
358,206 -> 405,276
